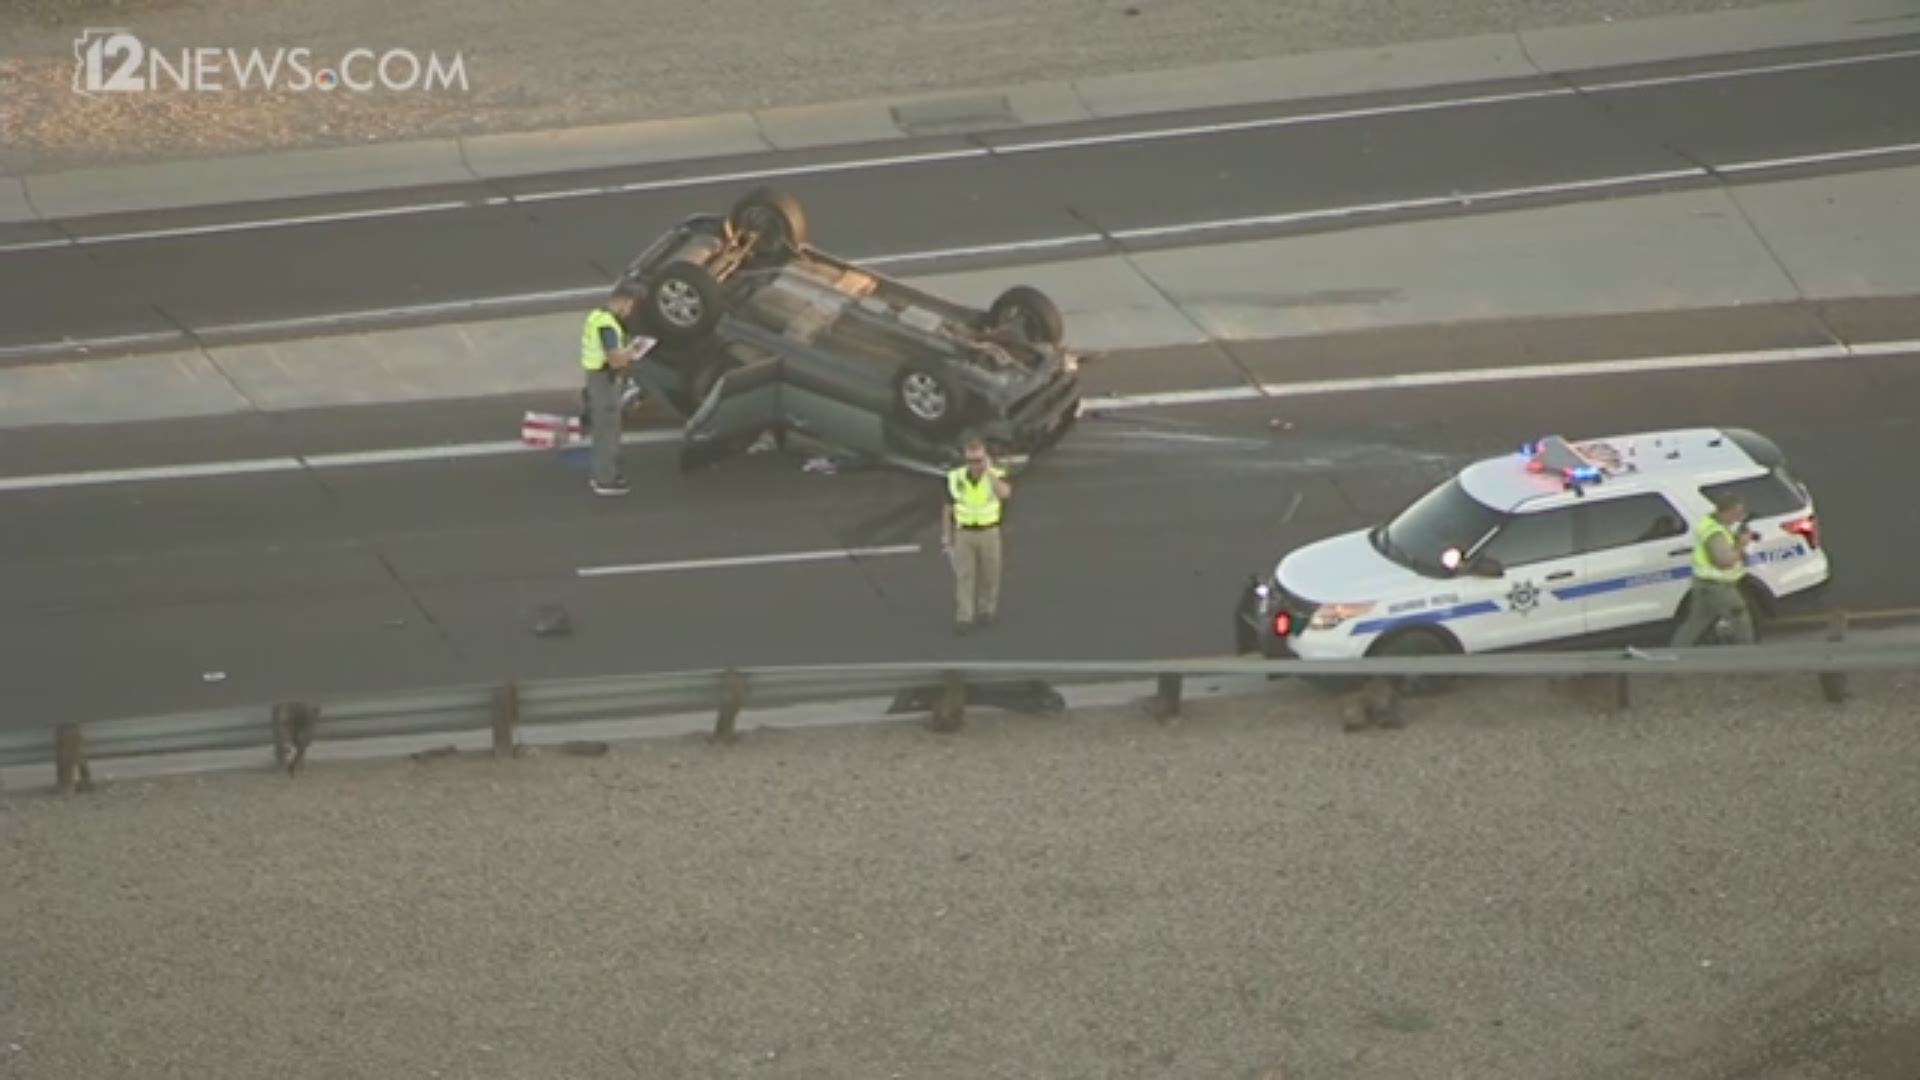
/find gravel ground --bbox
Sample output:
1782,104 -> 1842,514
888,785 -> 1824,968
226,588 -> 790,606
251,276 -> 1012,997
5,670 -> 1920,1079
0,0 -> 1784,172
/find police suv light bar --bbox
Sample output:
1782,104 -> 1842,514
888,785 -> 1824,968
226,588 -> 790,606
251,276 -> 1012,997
1521,435 -> 1607,487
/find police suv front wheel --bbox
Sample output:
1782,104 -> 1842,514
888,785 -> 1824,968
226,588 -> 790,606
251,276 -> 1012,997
1367,628 -> 1459,697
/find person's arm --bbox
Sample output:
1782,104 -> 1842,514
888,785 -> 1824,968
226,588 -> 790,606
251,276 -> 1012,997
1705,531 -> 1743,570
599,325 -> 635,369
984,454 -> 1012,500
941,498 -> 955,549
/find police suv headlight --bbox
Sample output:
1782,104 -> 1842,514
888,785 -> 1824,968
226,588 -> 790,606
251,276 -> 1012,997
1309,602 -> 1375,631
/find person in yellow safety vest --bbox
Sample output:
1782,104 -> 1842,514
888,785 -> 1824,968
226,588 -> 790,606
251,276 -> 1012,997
579,284 -> 647,497
1670,493 -> 1756,645
941,438 -> 1014,634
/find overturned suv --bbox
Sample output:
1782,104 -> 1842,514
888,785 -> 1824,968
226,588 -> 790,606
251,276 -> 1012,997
615,186 -> 1086,473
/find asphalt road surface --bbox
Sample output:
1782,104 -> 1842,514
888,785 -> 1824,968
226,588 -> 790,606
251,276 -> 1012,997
3,38 -> 1918,350
2,308 -> 1917,729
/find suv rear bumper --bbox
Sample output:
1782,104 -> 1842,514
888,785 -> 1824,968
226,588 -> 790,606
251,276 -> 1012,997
979,367 -> 1083,456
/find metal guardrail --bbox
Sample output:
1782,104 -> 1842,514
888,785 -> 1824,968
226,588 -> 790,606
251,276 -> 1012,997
4,626 -> 1916,792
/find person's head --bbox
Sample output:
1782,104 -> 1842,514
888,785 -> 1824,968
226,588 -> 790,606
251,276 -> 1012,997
1711,492 -> 1745,525
962,438 -> 988,475
608,282 -> 643,320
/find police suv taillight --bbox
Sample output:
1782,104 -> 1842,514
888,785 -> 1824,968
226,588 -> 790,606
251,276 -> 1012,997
1783,514 -> 1820,549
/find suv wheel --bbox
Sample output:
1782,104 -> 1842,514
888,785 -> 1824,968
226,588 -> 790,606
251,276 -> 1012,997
987,285 -> 1065,345
729,187 -> 808,252
892,361 -> 967,435
646,262 -> 724,342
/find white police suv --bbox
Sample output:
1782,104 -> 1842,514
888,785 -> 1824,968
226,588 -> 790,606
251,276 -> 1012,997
1235,427 -> 1830,662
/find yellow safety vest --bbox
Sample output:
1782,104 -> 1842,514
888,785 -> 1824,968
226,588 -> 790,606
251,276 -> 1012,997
580,307 -> 625,371
948,466 -> 1004,527
1691,515 -> 1745,583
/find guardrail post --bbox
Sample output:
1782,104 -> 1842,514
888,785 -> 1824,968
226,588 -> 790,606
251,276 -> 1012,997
714,669 -> 747,744
491,683 -> 519,758
1819,611 -> 1850,704
1151,674 -> 1183,722
1341,681 -> 1403,732
272,702 -> 318,776
272,705 -> 291,769
55,723 -> 92,793
930,670 -> 966,734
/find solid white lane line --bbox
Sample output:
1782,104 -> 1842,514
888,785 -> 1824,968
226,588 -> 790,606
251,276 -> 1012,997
2,44 -> 1912,253
0,238 -> 70,253
1079,342 -> 1884,411
0,457 -> 301,492
859,234 -> 1106,264
609,148 -> 991,194
1108,167 -> 1706,241
577,544 -> 922,577
999,47 -> 1920,155
79,201 -> 472,245
300,430 -> 677,469
5,339 -> 1918,495
0,431 -> 680,493
194,285 -> 608,339
1714,140 -> 1920,174
992,87 -> 1576,154
0,330 -> 190,358
1578,45 -> 1920,93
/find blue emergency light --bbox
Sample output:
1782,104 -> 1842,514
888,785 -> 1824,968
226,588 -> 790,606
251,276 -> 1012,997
1524,435 -> 1609,488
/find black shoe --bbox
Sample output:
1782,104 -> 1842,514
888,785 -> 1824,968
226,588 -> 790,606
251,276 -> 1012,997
975,613 -> 996,628
954,621 -> 972,636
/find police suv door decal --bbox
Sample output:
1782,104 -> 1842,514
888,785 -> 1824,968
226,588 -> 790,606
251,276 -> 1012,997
1506,578 -> 1541,615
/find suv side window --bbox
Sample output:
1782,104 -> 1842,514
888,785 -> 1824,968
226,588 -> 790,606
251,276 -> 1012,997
1478,507 -> 1578,568
1576,493 -> 1687,553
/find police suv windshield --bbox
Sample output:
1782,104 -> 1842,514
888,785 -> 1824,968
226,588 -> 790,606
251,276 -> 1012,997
1371,477 -> 1507,576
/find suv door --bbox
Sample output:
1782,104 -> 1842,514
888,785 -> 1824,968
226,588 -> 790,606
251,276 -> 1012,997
678,354 -> 785,471
1572,491 -> 1694,637
1463,504 -> 1589,649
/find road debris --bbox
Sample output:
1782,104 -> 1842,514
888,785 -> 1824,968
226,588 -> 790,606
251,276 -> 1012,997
530,604 -> 573,637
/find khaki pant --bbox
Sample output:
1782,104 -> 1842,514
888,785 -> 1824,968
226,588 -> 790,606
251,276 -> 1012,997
950,525 -> 1003,623
1670,578 -> 1754,646
583,368 -> 623,486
